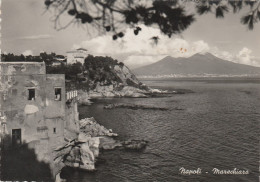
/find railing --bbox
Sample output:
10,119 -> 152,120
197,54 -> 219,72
66,90 -> 78,101
0,112 -> 7,136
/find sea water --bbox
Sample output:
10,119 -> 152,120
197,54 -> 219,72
65,78 -> 260,182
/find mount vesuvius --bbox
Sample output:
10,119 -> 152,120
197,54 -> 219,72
133,53 -> 260,77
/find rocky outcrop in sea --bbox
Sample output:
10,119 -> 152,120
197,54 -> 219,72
53,117 -> 148,180
53,117 -> 117,172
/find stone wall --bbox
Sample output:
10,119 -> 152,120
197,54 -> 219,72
64,99 -> 80,140
0,62 -> 85,180
0,62 -> 66,152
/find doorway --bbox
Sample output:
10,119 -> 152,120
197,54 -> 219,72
12,129 -> 21,146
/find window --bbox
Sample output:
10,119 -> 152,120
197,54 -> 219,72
28,89 -> 35,100
55,88 -> 61,101
53,127 -> 56,134
12,89 -> 17,96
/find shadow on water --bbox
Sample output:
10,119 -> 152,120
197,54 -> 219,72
1,135 -> 53,181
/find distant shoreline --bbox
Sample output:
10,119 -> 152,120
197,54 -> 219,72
139,76 -> 260,83
139,76 -> 260,80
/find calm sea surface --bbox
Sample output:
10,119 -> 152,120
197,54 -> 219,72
65,78 -> 260,182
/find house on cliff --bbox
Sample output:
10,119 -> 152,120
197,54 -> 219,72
66,48 -> 88,65
0,62 -> 79,161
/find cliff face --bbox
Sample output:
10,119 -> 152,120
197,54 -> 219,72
53,117 -> 118,173
68,56 -> 150,98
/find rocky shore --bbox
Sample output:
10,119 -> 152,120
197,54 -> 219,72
87,85 -> 149,98
77,86 -> 180,106
53,117 -> 148,181
104,103 -> 169,111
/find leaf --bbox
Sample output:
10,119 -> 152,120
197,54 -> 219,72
241,15 -> 251,25
216,5 -> 229,18
244,1 -> 256,9
118,32 -> 124,38
124,10 -> 139,24
105,26 -> 111,32
112,35 -> 118,40
44,0 -> 52,7
80,13 -> 93,23
248,18 -> 254,30
241,14 -> 254,30
150,36 -> 160,45
68,9 -> 77,16
134,29 -> 139,35
229,0 -> 243,13
136,26 -> 142,31
196,5 -> 211,15
257,11 -> 260,20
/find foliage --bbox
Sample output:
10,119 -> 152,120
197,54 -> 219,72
45,0 -> 260,42
46,62 -> 83,80
195,0 -> 260,30
1,52 -> 66,66
1,53 -> 42,62
45,0 -> 195,39
83,55 -> 124,86
1,52 -> 140,91
45,54 -> 126,90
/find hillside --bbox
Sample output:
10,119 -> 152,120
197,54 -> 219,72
133,53 -> 260,77
47,55 -> 150,98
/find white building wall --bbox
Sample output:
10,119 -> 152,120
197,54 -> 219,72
67,49 -> 88,65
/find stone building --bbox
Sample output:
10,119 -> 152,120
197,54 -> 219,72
0,62 -> 79,161
66,48 -> 88,65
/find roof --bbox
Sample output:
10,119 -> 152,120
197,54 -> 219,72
76,48 -> 88,51
0,61 -> 44,64
66,48 -> 88,53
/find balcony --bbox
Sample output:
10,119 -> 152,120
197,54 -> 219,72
66,90 -> 78,101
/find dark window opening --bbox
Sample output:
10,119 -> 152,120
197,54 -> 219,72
28,89 -> 35,100
12,129 -> 21,146
55,88 -> 62,101
53,128 -> 56,134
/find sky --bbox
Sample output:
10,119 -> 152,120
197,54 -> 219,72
1,0 -> 260,68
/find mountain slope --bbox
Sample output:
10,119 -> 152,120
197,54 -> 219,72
133,53 -> 260,76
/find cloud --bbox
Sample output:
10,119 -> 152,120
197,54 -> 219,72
211,47 -> 235,62
73,25 -> 211,68
73,24 -> 258,68
211,47 -> 260,67
236,47 -> 259,66
124,55 -> 166,68
22,49 -> 33,56
17,34 -> 53,40
237,47 -> 252,64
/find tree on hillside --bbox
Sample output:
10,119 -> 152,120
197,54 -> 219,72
45,0 -> 260,42
40,52 -> 57,66
1,53 -> 42,62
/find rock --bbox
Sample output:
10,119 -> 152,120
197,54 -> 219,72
79,143 -> 95,170
77,90 -> 93,105
104,104 -> 114,109
78,132 -> 91,142
52,117 -> 119,173
102,92 -> 116,97
104,103 -> 168,111
99,136 -> 122,150
88,137 -> 100,157
78,98 -> 93,106
122,139 -> 148,151
119,86 -> 148,98
79,117 -> 118,137
88,91 -> 103,98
